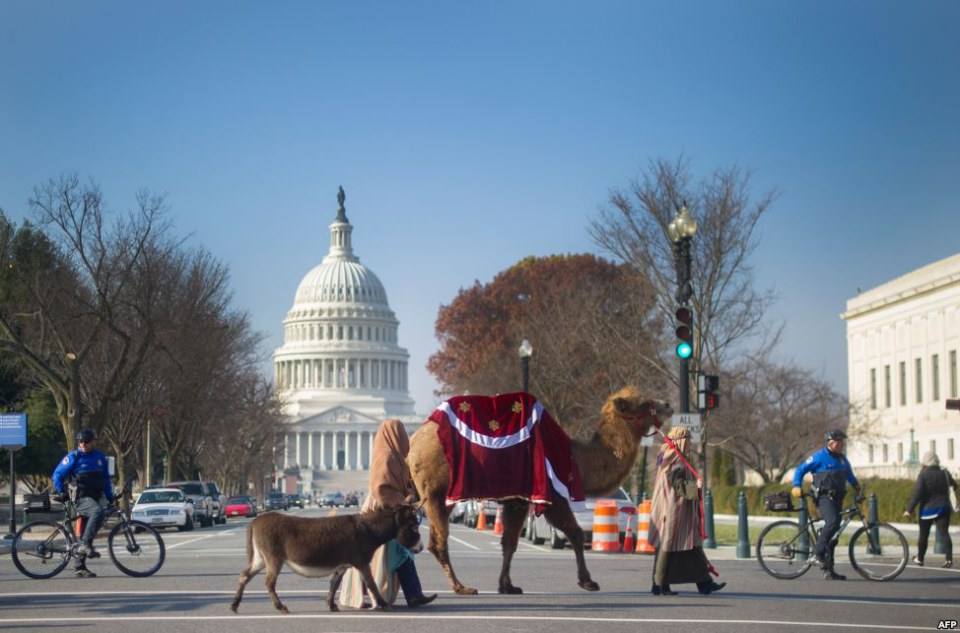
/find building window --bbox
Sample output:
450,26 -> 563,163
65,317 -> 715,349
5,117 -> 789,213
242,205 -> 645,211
868,445 -> 874,463
951,350 -> 958,398
899,361 -> 907,406
884,365 -> 891,408
949,438 -> 955,461
327,325 -> 333,339
348,326 -> 353,341
932,354 -> 940,401
915,358 -> 923,403
930,439 -> 937,455
882,444 -> 889,463
869,368 -> 877,409
338,326 -> 343,340
897,443 -> 903,462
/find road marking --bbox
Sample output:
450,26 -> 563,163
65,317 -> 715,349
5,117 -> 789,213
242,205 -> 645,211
1,589 -> 956,610
446,534 -> 480,550
0,613 -> 934,630
165,531 -> 226,550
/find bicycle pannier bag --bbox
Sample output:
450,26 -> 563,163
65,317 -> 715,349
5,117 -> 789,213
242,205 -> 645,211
763,491 -> 794,512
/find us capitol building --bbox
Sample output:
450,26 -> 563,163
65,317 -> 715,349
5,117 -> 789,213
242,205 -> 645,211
273,188 -> 419,497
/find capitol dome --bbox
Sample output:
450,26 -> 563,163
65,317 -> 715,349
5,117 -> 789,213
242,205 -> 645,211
273,187 -> 416,422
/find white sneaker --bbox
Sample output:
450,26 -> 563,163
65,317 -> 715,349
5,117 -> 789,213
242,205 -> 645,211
912,556 -> 923,566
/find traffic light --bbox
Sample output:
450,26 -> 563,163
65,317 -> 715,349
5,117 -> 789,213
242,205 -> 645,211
698,373 -> 720,411
675,307 -> 693,359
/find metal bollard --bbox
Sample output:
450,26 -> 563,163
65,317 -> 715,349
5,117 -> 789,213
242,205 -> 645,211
736,490 -> 750,558
868,493 -> 880,555
704,488 -> 716,549
797,499 -> 809,561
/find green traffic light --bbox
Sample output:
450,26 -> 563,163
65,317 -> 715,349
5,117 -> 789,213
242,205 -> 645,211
676,341 -> 693,359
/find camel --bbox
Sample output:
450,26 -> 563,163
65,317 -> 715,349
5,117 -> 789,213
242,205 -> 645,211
408,386 -> 671,595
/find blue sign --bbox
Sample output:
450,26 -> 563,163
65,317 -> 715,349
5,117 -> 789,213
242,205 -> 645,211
0,413 -> 27,448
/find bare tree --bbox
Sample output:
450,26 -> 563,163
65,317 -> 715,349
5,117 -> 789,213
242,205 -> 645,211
0,177 -> 172,450
708,357 -> 853,483
590,158 -> 780,478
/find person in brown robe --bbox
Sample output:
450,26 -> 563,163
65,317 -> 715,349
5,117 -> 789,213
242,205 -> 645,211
649,426 -> 724,595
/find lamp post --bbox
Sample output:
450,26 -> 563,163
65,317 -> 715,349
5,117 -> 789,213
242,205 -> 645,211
518,339 -> 533,393
908,427 -> 918,465
667,203 -> 698,414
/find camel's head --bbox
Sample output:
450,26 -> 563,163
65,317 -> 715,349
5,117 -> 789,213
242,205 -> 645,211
602,386 -> 673,438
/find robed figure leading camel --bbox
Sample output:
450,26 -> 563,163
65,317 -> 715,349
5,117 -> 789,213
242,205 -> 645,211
408,386 -> 671,595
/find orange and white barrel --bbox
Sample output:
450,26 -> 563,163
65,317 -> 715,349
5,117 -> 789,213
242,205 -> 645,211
591,500 -> 621,552
634,499 -> 655,554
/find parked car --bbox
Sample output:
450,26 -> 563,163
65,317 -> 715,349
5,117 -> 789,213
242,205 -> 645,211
320,491 -> 344,507
166,480 -> 215,527
286,493 -> 305,509
343,492 -> 359,507
224,495 -> 258,518
204,481 -> 227,524
265,492 -> 288,511
132,488 -> 195,531
526,487 -> 636,549
462,499 -> 498,528
449,500 -> 468,523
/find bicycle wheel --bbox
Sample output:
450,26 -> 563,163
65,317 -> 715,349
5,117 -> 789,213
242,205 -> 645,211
108,519 -> 165,577
11,521 -> 73,579
756,520 -> 814,579
848,522 -> 908,581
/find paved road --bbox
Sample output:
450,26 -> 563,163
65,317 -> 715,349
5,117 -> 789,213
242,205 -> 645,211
1,507 -> 957,632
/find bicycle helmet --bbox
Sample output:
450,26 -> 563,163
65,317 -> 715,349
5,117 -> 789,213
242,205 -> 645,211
76,428 -> 96,443
824,429 -> 847,442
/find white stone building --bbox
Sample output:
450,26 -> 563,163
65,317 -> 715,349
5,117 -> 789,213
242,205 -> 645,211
842,253 -> 960,479
273,188 -> 419,497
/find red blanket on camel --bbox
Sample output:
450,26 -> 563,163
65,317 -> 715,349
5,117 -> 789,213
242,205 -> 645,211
428,392 -> 585,512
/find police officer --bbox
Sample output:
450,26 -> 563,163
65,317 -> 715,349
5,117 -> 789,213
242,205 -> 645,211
791,429 -> 861,580
52,428 -> 114,578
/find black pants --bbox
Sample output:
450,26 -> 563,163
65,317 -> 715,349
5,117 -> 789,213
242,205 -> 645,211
917,512 -> 953,562
815,495 -> 842,568
395,558 -> 424,603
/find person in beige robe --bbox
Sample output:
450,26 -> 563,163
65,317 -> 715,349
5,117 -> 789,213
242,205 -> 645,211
338,419 -> 437,608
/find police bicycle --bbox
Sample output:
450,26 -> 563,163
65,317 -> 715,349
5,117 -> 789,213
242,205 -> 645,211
756,490 -> 908,582
11,484 -> 165,579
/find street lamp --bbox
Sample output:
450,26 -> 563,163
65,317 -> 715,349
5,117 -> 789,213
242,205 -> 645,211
518,339 -> 533,393
668,202 -> 698,413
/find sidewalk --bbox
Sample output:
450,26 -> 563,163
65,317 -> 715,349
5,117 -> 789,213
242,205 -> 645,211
713,513 -> 960,537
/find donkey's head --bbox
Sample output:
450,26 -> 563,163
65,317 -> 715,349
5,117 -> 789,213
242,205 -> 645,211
393,504 -> 423,551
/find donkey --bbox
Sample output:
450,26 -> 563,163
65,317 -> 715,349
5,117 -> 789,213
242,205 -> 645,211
230,505 -> 422,613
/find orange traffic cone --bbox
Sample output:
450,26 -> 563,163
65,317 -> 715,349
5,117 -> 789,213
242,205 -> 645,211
476,504 -> 488,530
621,508 -> 636,553
634,499 -> 656,554
493,505 -> 504,535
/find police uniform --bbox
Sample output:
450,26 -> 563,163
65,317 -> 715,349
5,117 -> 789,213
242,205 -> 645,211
792,447 -> 860,573
52,448 -> 114,569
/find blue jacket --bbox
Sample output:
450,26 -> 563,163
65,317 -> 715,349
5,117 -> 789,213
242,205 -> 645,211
52,449 -> 114,502
792,447 -> 859,493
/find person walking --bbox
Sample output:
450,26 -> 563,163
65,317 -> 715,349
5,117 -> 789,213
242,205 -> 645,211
791,429 -> 861,580
338,419 -> 436,609
904,451 -> 957,568
52,428 -> 114,578
649,426 -> 725,596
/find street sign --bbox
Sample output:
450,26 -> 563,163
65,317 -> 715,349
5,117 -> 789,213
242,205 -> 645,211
671,413 -> 702,433
0,413 -> 27,448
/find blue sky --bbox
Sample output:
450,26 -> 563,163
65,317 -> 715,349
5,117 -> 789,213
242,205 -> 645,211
2,1 -> 958,414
